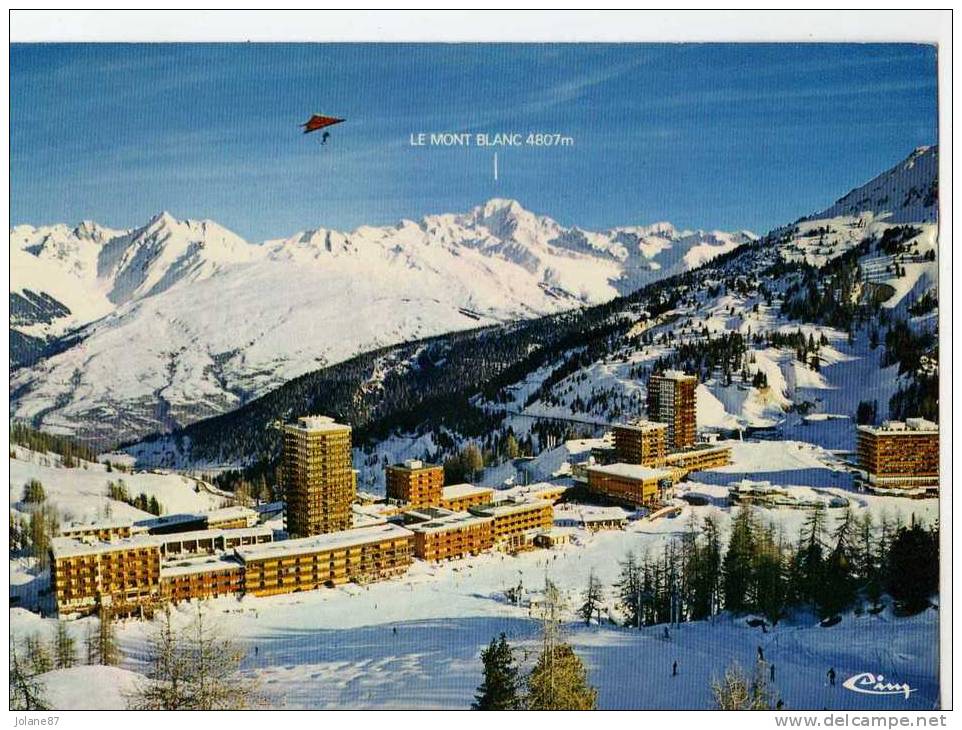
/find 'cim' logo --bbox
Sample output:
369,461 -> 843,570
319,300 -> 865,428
842,672 -> 916,699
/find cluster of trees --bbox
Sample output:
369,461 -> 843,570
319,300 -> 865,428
711,661 -> 778,710
876,225 -> 922,256
211,472 -> 274,505
881,319 -> 937,376
856,399 -> 878,425
474,580 -> 597,710
22,478 -> 45,503
778,237 -> 873,332
651,331 -> 749,386
128,606 -> 262,710
12,604 -> 261,711
11,611 -> 119,710
11,423 -> 98,465
603,507 -> 938,629
889,375 -> 938,423
443,443 -> 485,484
11,480 -> 60,570
908,291 -> 938,317
107,479 -> 163,516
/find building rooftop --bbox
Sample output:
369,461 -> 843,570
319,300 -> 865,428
587,462 -> 673,481
857,418 -> 939,435
442,483 -> 494,500
50,534 -> 161,559
158,525 -> 273,544
204,505 -> 259,523
653,369 -> 697,382
408,511 -> 492,535
233,523 -> 413,562
470,498 -> 552,518
388,459 -> 440,472
287,415 -> 351,433
135,512 -> 206,530
613,420 -> 668,433
554,504 -> 633,523
496,482 -> 571,502
160,554 -> 244,579
60,518 -> 136,533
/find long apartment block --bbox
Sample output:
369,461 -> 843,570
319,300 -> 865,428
235,523 -> 415,597
469,498 -> 554,551
405,508 -> 495,561
50,535 -> 163,617
586,462 -> 674,508
160,554 -> 245,604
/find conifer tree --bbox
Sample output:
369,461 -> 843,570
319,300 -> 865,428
615,552 -> 643,627
526,644 -> 598,710
28,504 -> 59,571
472,633 -> 520,710
793,504 -> 827,609
24,634 -> 53,675
525,578 -> 597,710
819,508 -> 857,618
90,605 -> 120,666
579,571 -> 604,625
9,640 -> 49,711
752,523 -> 786,625
886,523 -> 939,614
53,621 -> 77,669
722,508 -> 756,613
691,512 -> 723,620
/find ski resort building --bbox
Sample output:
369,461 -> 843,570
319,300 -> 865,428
663,443 -> 733,475
60,518 -> 144,542
586,463 -> 674,508
613,420 -> 668,466
159,555 -> 245,604
282,415 -> 357,537
469,499 -> 554,551
439,483 -> 495,512
408,510 -> 495,561
856,418 -> 940,493
157,525 -> 274,557
385,460 -> 445,508
135,506 -> 259,535
235,523 -> 414,597
646,370 -> 698,450
50,535 -> 163,617
205,505 -> 260,530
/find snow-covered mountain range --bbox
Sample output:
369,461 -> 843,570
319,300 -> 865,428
10,200 -> 755,442
121,146 -> 938,472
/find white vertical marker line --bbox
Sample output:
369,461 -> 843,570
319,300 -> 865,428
494,152 -> 498,181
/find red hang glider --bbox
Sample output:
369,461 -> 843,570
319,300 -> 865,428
301,115 -> 345,144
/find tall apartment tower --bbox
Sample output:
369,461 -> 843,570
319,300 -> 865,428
612,420 -> 668,466
385,460 -> 444,508
646,370 -> 698,450
283,415 -> 356,538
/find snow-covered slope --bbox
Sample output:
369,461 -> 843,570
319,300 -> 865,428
10,200 -> 754,443
811,145 -> 938,224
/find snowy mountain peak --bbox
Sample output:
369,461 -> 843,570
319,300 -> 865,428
812,145 -> 938,224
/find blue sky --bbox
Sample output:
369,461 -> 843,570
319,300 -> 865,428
11,43 -> 937,241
